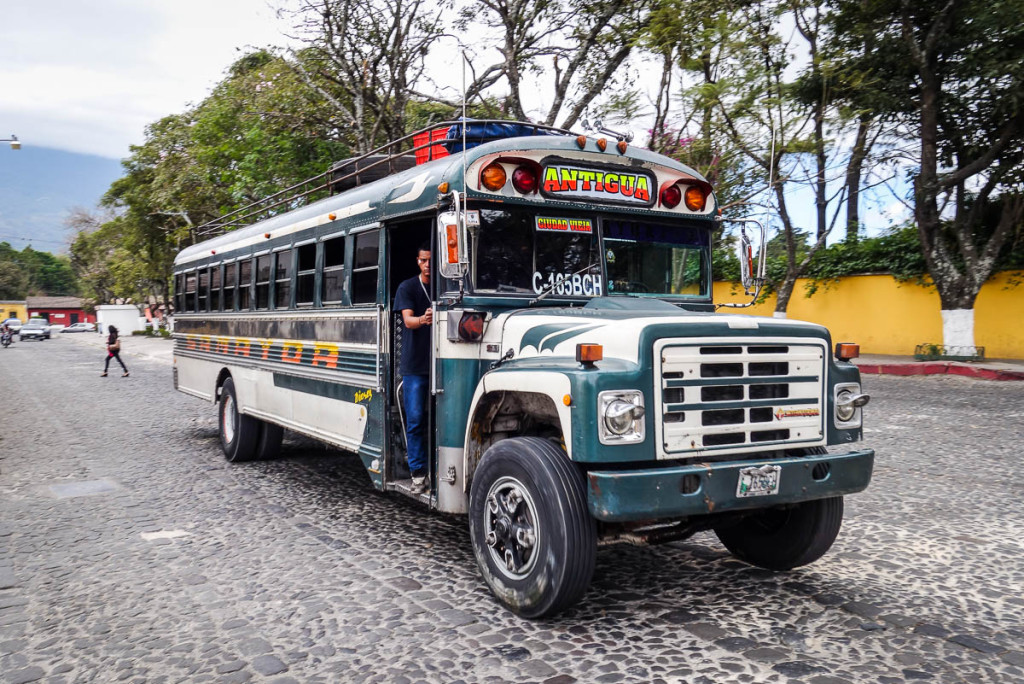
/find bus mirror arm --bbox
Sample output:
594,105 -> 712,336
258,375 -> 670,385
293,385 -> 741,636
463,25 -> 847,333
716,216 -> 767,309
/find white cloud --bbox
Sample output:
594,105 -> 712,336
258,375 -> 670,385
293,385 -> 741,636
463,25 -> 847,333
0,0 -> 293,159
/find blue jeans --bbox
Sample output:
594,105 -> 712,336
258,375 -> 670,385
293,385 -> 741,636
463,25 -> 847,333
403,374 -> 429,477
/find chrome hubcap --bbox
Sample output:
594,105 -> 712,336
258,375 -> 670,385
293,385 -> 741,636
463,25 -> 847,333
222,394 -> 236,444
483,476 -> 539,579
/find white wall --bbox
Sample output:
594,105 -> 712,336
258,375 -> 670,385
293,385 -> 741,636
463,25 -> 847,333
96,305 -> 143,334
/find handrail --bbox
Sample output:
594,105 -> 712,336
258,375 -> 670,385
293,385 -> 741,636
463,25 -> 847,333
194,119 -> 576,239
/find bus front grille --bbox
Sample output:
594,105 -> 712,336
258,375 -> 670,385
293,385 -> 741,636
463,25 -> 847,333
657,341 -> 825,456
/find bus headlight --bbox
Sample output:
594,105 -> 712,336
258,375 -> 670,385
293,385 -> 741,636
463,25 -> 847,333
834,383 -> 869,427
599,390 -> 645,444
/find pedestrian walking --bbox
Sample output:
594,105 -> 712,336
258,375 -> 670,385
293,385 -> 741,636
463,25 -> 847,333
101,325 -> 129,377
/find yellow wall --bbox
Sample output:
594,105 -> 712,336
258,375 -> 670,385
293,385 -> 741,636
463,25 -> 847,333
0,301 -> 27,322
713,271 -> 1024,359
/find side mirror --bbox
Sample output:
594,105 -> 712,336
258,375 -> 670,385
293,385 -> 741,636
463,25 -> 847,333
721,217 -> 766,301
737,229 -> 754,293
437,191 -> 468,279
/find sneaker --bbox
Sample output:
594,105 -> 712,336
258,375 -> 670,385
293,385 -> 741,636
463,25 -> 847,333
410,476 -> 428,494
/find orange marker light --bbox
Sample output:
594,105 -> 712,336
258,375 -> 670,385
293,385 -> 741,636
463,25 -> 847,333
617,140 -> 628,154
445,224 -> 459,265
328,213 -> 337,221
684,186 -> 707,212
576,135 -> 587,149
563,394 -> 572,406
835,342 -> 860,361
480,163 -> 507,191
264,232 -> 271,239
576,343 -> 603,364
596,138 -> 607,152
438,182 -> 449,193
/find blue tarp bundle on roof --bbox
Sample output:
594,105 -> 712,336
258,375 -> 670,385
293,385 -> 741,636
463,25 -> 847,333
444,120 -> 563,153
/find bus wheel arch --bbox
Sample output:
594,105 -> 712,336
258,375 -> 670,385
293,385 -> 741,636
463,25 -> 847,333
464,390 -> 567,493
214,368 -> 233,403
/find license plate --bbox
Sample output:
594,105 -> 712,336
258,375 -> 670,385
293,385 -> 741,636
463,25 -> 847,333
736,465 -> 782,497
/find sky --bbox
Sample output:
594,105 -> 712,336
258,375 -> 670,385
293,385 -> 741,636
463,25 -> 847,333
0,1 -> 907,252
0,0 -> 294,160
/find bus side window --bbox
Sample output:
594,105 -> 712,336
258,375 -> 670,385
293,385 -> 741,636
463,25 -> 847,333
239,259 -> 252,310
296,243 -> 316,307
184,271 -> 197,313
351,230 -> 379,305
211,265 -> 222,311
274,250 -> 292,309
256,254 -> 272,310
174,273 -> 184,313
198,269 -> 209,312
321,236 -> 345,306
223,262 -> 236,311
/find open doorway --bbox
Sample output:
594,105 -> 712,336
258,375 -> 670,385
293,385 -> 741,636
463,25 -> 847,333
385,219 -> 435,495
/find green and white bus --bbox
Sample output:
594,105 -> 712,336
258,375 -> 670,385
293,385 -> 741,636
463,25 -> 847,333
172,121 -> 874,617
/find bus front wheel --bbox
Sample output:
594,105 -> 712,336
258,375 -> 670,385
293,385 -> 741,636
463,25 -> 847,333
219,377 -> 260,462
469,437 -> 596,618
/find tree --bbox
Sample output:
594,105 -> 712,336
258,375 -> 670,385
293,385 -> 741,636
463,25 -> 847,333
0,242 -> 78,299
830,0 -> 1024,349
283,0 -> 451,153
72,50 -> 352,310
654,0 -> 873,315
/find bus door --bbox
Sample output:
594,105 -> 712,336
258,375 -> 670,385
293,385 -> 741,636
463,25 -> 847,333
383,221 -> 436,496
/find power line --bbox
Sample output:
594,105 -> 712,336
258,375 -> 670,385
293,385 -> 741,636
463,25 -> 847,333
0,233 -> 67,246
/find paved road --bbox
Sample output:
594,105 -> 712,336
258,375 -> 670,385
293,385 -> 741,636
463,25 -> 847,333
1,334 -> 1022,683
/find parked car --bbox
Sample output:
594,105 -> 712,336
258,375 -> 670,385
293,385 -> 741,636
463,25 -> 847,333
19,318 -> 51,340
61,322 -> 96,333
2,318 -> 22,333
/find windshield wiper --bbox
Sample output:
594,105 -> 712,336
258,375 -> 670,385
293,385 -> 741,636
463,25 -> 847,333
529,261 -> 600,305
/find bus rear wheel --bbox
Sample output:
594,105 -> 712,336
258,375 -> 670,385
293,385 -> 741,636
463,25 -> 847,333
219,377 -> 260,462
713,496 -> 845,570
255,421 -> 284,460
469,437 -> 596,618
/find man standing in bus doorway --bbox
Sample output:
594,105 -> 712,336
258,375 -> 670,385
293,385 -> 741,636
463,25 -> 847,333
395,243 -> 433,493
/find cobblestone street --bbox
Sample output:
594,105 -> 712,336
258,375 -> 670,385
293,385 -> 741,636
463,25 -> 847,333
2,334 -> 1023,683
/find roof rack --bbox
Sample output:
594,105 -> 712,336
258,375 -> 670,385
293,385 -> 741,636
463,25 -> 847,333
193,119 -> 574,239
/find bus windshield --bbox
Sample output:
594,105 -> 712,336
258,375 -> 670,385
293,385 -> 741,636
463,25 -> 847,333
469,207 -> 710,299
471,208 -> 602,296
603,218 -> 709,298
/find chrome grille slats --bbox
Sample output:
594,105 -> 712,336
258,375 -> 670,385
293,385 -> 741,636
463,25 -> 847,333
655,339 -> 826,457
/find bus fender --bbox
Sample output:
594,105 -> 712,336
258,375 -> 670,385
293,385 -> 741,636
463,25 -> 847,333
462,371 -> 573,494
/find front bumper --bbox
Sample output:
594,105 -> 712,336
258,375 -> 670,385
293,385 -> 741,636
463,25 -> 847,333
587,449 -> 874,522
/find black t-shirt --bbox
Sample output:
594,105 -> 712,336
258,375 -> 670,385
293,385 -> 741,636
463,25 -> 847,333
394,275 -> 432,376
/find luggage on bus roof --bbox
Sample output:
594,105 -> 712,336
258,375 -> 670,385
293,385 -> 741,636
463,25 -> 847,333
443,119 -> 564,153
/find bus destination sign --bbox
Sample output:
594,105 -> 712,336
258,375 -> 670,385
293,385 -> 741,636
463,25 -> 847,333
541,163 -> 654,206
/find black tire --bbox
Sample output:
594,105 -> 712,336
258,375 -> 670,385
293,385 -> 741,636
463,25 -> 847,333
255,420 -> 284,461
218,377 -> 260,462
713,496 -> 845,570
469,437 -> 596,618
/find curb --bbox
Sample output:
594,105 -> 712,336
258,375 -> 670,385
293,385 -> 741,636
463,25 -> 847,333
858,362 -> 1024,381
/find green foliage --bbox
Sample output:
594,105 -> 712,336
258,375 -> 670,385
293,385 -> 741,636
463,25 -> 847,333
827,0 -> 1024,311
802,227 -> 929,296
0,242 -> 79,299
75,50 -> 354,309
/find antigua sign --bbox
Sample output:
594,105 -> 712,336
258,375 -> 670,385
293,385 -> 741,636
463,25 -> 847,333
541,163 -> 655,206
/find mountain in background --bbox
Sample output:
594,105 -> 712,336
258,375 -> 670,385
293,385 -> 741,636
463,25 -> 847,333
0,146 -> 124,254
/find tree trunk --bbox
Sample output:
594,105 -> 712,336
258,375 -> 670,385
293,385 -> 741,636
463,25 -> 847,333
845,114 -> 871,242
940,309 -> 976,349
